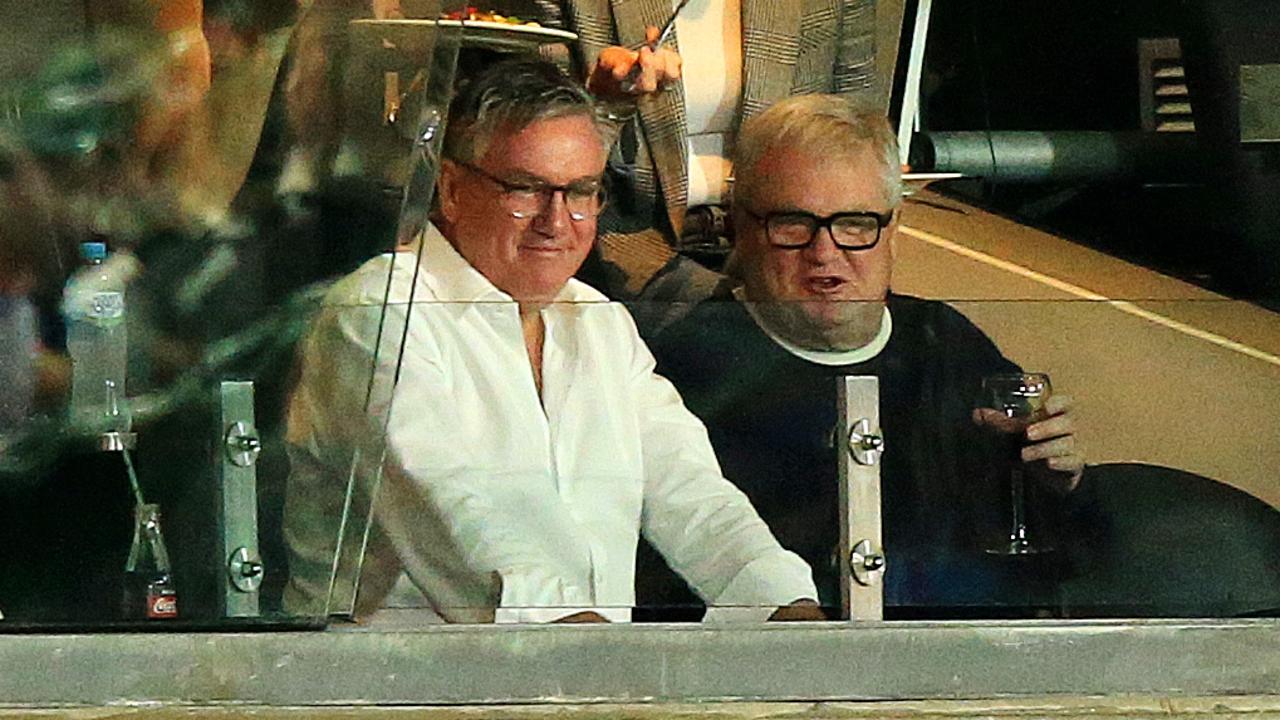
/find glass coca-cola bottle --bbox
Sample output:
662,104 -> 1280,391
122,503 -> 179,620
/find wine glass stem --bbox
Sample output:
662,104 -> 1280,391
1010,466 -> 1028,542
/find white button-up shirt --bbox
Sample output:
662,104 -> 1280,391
678,0 -> 743,207
284,227 -> 816,623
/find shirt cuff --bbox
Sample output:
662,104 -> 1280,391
706,550 -> 818,617
493,568 -> 601,624
702,605 -> 778,624
494,606 -> 630,624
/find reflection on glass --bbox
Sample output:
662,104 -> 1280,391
122,503 -> 178,620
1,0 -> 1278,634
0,0 -> 464,629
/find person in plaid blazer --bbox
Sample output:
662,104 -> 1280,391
523,0 -> 891,332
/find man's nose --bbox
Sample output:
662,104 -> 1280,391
802,225 -> 844,263
531,189 -> 572,235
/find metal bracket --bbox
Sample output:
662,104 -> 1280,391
97,431 -> 138,452
850,539 -> 886,587
218,381 -> 262,617
847,418 -> 884,466
837,376 -> 885,621
224,421 -> 262,468
227,547 -> 265,593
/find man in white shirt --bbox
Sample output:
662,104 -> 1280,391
283,59 -> 820,623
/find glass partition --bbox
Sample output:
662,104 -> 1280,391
0,0 -> 465,629
2,0 -> 1278,635
322,292 -> 1278,625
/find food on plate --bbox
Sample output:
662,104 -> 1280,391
441,7 -> 542,27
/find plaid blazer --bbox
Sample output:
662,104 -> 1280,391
530,0 -> 882,297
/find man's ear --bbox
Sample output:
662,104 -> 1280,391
883,208 -> 900,259
437,160 -> 462,225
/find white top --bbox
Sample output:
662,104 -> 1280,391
677,0 -> 742,207
283,226 -> 816,623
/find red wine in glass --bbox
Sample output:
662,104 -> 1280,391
981,373 -> 1052,555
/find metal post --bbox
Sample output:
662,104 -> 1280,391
897,0 -> 934,167
838,376 -> 886,621
218,381 -> 264,617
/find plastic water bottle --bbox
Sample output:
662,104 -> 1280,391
63,241 -> 131,433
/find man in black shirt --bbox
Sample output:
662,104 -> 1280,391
637,95 -> 1090,619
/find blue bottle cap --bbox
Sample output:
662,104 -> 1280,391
80,242 -> 107,261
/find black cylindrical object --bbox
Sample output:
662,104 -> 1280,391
914,131 -> 1201,183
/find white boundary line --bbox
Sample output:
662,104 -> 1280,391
899,224 -> 1280,369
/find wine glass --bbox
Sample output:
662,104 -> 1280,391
980,372 -> 1052,555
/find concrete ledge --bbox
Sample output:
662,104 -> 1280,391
4,696 -> 1280,720
2,619 -> 1279,708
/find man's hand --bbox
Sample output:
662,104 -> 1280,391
553,611 -> 610,623
587,26 -> 682,100
767,598 -> 826,622
973,394 -> 1085,492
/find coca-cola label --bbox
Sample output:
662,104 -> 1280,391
148,591 -> 179,619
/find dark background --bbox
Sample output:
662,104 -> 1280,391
902,0 -> 1280,305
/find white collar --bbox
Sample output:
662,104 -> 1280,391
734,286 -> 893,366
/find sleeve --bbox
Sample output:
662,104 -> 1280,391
929,300 -> 1022,379
542,1 -> 642,128
283,283 -> 412,617
627,317 -> 817,615
833,0 -> 883,112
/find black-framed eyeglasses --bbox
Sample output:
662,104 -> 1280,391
451,159 -> 606,222
746,209 -> 894,250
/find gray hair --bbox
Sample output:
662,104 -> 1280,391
732,94 -> 901,210
441,59 -> 612,163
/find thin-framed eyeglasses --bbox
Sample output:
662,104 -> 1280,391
451,159 -> 606,222
746,209 -> 894,250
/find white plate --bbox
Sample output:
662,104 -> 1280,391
902,172 -> 965,182
350,18 -> 577,55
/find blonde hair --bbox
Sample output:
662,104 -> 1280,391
733,94 -> 901,210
